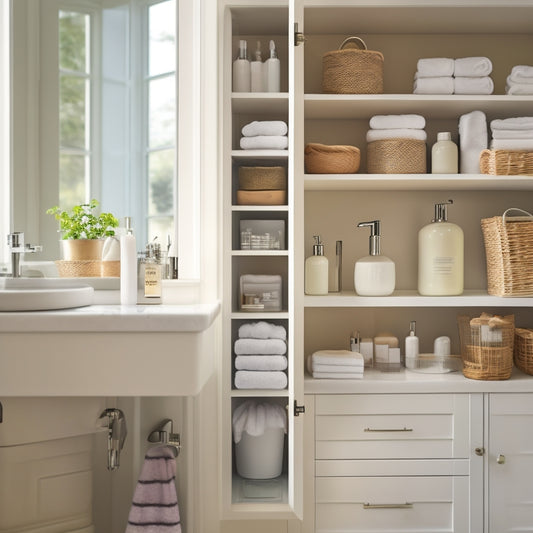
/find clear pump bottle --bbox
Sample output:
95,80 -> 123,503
305,235 -> 329,295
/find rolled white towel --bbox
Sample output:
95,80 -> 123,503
232,400 -> 287,443
454,76 -> 494,95
458,110 -> 488,174
492,129 -> 533,140
234,370 -> 287,390
311,371 -> 364,379
490,139 -> 533,151
240,135 -> 289,150
366,128 -> 427,142
508,65 -> 533,84
506,81 -> 533,96
454,56 -> 493,77
311,349 -> 364,367
241,120 -> 288,137
238,321 -> 287,340
234,338 -> 287,355
235,355 -> 288,371
369,114 -> 426,130
416,57 -> 454,78
490,117 -> 533,131
413,76 -> 454,95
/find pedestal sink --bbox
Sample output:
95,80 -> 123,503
0,278 -> 94,311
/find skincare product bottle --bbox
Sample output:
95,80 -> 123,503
138,242 -> 162,304
233,40 -> 250,92
120,217 -> 137,305
265,39 -> 280,92
250,41 -> 264,92
305,235 -> 329,295
434,336 -> 451,357
330,240 -> 342,292
405,320 -> 419,369
354,220 -> 395,296
431,132 -> 458,174
418,200 -> 464,296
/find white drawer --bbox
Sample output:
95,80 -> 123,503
315,475 -> 469,533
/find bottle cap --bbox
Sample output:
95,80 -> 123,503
437,132 -> 452,141
433,199 -> 453,222
357,220 -> 381,256
312,235 -> 324,256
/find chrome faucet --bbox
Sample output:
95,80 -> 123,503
7,232 -> 43,278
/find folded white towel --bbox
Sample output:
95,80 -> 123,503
232,400 -> 287,443
454,57 -> 493,77
235,355 -> 288,371
490,117 -> 533,131
366,128 -> 427,142
240,135 -> 289,150
238,321 -> 287,340
311,349 -> 364,367
490,139 -> 533,151
492,129 -> 533,140
416,58 -> 454,78
234,338 -> 287,355
413,76 -> 454,95
306,357 -> 364,375
508,65 -> 533,84
311,371 -> 364,379
458,110 -> 488,174
241,120 -> 288,137
369,114 -> 426,130
506,82 -> 533,95
234,370 -> 288,390
454,76 -> 494,95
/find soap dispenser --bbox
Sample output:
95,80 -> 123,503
305,235 -> 329,295
418,200 -> 464,296
354,220 -> 396,296
405,320 -> 419,369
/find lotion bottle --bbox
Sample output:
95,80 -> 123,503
233,40 -> 250,92
418,200 -> 464,296
405,320 -> 419,369
264,39 -> 280,92
250,41 -> 264,92
120,217 -> 137,305
354,220 -> 395,296
305,235 -> 328,295
431,132 -> 458,174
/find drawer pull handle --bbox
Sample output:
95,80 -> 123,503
364,427 -> 413,432
364,502 -> 414,509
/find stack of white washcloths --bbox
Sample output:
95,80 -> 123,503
366,114 -> 426,143
234,321 -> 288,389
458,110 -> 488,173
413,57 -> 493,95
506,65 -> 533,95
489,117 -> 533,152
307,350 -> 364,379
240,120 -> 288,151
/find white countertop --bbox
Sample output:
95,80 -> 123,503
305,367 -> 533,394
0,302 -> 221,333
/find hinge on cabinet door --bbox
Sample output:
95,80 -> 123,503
294,401 -> 305,416
294,23 -> 305,46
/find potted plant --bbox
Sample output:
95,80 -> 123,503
47,199 -> 119,261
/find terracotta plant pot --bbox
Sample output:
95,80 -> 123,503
60,239 -> 105,261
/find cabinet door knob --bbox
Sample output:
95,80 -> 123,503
475,447 -> 485,456
497,454 -> 506,464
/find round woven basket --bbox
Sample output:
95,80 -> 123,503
305,143 -> 360,174
367,138 -> 427,174
238,166 -> 286,190
322,49 -> 384,94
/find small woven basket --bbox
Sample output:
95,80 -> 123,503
514,328 -> 533,375
305,143 -> 361,174
55,260 -> 120,278
481,208 -> 533,296
458,313 -> 515,380
480,149 -> 533,175
367,139 -> 427,174
238,166 -> 286,190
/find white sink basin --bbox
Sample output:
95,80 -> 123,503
0,278 -> 94,311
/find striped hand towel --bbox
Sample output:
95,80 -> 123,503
125,446 -> 182,532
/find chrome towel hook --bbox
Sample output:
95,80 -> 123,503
147,418 -> 181,457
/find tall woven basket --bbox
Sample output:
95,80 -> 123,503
481,208 -> 533,296
514,328 -> 533,375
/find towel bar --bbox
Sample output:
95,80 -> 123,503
147,418 -> 181,457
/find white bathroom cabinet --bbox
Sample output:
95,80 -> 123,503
219,0 -> 533,528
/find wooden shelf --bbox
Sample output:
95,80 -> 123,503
232,93 -> 289,114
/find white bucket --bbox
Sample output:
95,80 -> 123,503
235,427 -> 285,479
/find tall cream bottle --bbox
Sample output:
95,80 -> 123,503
418,200 -> 464,295
305,235 -> 328,295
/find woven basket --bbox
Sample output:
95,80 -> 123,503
514,328 -> 533,375
238,166 -> 286,190
480,149 -> 533,175
481,208 -> 533,296
322,49 -> 384,94
458,313 -> 514,380
305,143 -> 361,174
367,139 -> 427,174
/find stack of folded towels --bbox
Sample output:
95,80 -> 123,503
489,117 -> 533,152
366,114 -> 427,143
506,65 -> 533,95
414,57 -> 493,95
234,321 -> 288,389
307,349 -> 364,379
240,120 -> 288,150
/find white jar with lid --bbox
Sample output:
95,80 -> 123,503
431,132 -> 458,174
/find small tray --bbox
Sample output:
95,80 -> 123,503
405,354 -> 463,374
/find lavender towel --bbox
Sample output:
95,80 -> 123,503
125,446 -> 182,533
